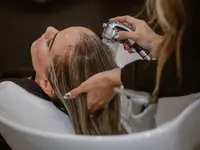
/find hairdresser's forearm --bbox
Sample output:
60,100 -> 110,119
106,68 -> 122,87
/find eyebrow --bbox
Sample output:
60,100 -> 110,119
49,32 -> 59,51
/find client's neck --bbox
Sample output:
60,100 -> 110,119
34,74 -> 40,86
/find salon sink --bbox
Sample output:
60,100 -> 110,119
1,81 -> 200,150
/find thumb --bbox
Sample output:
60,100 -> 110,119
117,31 -> 137,41
64,87 -> 83,99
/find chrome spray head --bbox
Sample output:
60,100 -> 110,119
102,21 -> 132,41
102,21 -> 152,60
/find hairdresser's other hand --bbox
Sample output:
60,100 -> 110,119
110,15 -> 163,58
65,68 -> 121,113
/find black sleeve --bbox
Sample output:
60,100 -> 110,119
120,0 -> 200,98
121,59 -> 157,93
121,53 -> 189,97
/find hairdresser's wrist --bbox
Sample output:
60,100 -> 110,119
150,35 -> 163,58
106,68 -> 122,87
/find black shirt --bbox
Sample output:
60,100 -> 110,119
121,0 -> 200,98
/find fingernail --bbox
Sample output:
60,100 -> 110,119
63,93 -> 71,99
124,44 -> 130,50
90,115 -> 94,118
113,33 -> 119,39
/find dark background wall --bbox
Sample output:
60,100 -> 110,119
0,0 -> 145,73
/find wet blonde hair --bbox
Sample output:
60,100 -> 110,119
145,0 -> 188,102
47,32 -> 122,135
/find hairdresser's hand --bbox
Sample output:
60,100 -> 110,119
64,68 -> 122,113
110,15 -> 163,58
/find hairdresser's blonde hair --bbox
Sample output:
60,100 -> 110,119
47,32 -> 122,135
146,0 -> 188,102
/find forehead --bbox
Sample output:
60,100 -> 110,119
47,27 -> 94,66
52,27 -> 93,53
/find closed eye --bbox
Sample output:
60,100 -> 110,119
46,38 -> 52,47
48,32 -> 58,51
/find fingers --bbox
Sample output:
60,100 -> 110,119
123,43 -> 131,51
87,93 -> 107,114
115,31 -> 137,41
63,88 -> 81,99
110,15 -> 141,28
90,105 -> 100,114
90,102 -> 107,114
64,83 -> 88,99
63,77 -> 93,99
89,93 -> 115,114
87,97 -> 99,114
64,74 -> 101,100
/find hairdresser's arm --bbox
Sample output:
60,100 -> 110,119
121,53 -> 182,96
66,53 -> 185,112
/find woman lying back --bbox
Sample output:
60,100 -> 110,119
31,26 -> 123,135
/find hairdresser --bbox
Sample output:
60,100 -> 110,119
66,0 -> 200,113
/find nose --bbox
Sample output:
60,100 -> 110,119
46,26 -> 54,32
46,26 -> 58,33
44,26 -> 58,39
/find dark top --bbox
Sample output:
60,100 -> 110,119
121,0 -> 200,97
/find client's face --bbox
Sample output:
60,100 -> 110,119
31,26 -> 93,77
31,26 -> 94,97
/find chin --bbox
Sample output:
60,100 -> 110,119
30,42 -> 38,69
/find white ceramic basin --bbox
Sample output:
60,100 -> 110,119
1,81 -> 200,150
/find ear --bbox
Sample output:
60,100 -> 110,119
39,77 -> 54,98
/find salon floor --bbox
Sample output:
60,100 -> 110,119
0,0 -> 145,73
